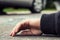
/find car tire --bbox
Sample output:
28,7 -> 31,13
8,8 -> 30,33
0,7 -> 6,15
30,0 -> 46,13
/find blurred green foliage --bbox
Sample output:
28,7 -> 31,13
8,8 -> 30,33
3,8 -> 29,12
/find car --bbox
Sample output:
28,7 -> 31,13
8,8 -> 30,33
0,0 -> 46,15
0,0 -> 60,15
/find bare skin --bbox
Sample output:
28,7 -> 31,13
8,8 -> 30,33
10,19 -> 42,37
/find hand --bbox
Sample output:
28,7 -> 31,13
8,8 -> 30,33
10,19 -> 42,37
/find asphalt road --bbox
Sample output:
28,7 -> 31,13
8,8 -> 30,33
0,14 -> 60,40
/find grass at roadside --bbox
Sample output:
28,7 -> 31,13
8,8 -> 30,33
3,8 -> 30,12
3,8 -> 56,12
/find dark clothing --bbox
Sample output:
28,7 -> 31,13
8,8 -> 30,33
41,12 -> 60,35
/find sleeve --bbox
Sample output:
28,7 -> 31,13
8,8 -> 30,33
41,12 -> 60,35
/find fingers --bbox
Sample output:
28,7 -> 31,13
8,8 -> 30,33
10,27 -> 19,36
10,20 -> 30,37
20,29 -> 42,36
20,30 -> 33,36
10,31 -> 16,37
10,29 -> 42,36
10,23 -> 22,36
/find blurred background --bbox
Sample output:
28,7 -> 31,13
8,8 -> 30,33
3,2 -> 56,14
0,0 -> 60,15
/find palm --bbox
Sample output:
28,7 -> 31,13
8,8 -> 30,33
20,29 -> 42,36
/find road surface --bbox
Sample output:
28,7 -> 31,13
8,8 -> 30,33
0,14 -> 60,40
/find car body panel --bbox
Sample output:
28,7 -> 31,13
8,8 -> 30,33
0,0 -> 33,8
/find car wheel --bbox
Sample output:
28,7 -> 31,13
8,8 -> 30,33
30,0 -> 46,13
0,8 -> 6,15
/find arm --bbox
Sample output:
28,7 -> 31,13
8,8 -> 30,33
41,12 -> 60,35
